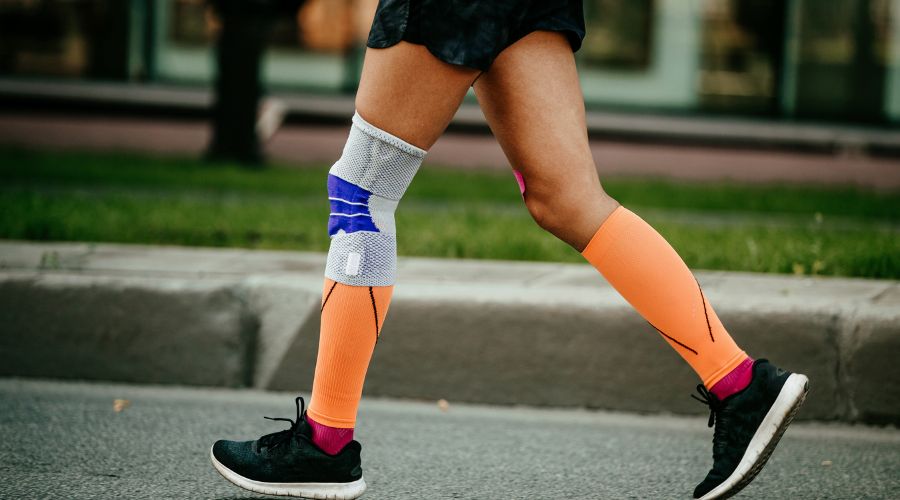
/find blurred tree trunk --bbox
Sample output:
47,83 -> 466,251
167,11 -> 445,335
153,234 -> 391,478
207,0 -> 298,167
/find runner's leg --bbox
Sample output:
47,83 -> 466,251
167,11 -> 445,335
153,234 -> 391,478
473,30 -> 748,394
475,32 -> 809,500
210,38 -> 481,500
307,41 -> 480,453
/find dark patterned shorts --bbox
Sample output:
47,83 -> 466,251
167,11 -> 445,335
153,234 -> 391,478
366,0 -> 586,71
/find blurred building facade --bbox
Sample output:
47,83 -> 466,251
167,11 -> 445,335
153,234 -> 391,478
1,0 -> 899,125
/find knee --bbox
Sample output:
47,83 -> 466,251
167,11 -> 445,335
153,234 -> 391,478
325,112 -> 426,286
523,193 -> 561,234
523,180 -> 617,244
524,194 -> 580,236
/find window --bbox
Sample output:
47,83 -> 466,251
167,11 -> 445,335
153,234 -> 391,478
698,0 -> 786,114
581,0 -> 655,71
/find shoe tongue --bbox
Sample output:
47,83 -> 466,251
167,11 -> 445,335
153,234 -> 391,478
296,413 -> 314,438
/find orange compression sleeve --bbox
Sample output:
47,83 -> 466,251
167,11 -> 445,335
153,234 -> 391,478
581,206 -> 746,387
307,278 -> 393,428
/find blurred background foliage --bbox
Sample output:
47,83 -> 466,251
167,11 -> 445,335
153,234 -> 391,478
2,147 -> 897,278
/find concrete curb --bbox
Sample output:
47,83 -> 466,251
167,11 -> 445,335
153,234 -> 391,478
1,241 -> 897,423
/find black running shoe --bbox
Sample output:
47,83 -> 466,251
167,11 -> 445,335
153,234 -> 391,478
210,396 -> 366,499
692,359 -> 809,499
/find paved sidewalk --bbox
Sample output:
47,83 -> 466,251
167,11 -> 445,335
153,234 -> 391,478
2,241 -> 898,424
2,378 -> 898,499
2,113 -> 900,188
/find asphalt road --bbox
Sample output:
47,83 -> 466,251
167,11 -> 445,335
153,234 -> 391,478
1,379 -> 897,499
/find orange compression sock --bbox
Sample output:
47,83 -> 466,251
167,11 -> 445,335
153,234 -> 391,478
307,278 -> 393,429
581,206 -> 747,388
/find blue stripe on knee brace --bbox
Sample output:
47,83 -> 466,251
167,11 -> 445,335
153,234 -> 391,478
327,174 -> 379,236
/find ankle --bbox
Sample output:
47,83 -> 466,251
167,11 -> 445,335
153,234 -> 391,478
307,415 -> 354,455
709,357 -> 754,400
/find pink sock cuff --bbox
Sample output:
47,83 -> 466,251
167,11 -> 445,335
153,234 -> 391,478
710,356 -> 754,400
307,414 -> 354,455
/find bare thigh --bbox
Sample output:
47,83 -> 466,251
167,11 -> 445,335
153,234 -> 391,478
473,31 -> 618,250
356,41 -> 480,149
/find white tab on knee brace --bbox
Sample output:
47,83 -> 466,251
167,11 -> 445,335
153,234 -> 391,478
345,252 -> 361,276
324,112 -> 425,287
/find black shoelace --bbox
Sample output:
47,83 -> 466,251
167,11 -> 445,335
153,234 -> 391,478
257,396 -> 306,451
692,385 -> 732,464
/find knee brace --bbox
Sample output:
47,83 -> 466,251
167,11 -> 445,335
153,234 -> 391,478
325,112 -> 426,286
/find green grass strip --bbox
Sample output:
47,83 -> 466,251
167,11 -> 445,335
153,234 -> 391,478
1,147 -> 897,278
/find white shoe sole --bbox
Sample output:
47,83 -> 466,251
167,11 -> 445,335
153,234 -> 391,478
210,446 -> 367,499
699,373 -> 809,500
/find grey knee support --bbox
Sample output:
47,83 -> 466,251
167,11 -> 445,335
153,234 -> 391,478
324,112 -> 426,286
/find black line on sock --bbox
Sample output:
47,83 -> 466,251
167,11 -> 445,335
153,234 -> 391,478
368,286 -> 380,342
648,321 -> 699,355
321,280 -> 338,313
696,278 -> 714,342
